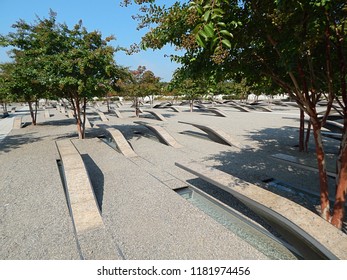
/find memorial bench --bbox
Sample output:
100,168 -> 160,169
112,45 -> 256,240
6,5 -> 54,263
175,160 -> 347,260
106,127 -> 138,157
178,121 -> 252,150
56,139 -> 104,234
271,153 -> 336,178
134,121 -> 183,148
141,110 -> 167,121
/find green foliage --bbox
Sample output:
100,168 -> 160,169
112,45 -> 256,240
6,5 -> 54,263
124,65 -> 161,99
1,12 -> 126,136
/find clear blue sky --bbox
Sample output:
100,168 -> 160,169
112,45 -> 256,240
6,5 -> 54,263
0,0 -> 182,81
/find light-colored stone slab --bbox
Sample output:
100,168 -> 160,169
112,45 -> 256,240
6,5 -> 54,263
84,117 -> 92,128
179,121 -> 251,150
225,102 -> 251,112
324,120 -> 343,133
271,153 -> 336,178
208,107 -> 228,117
166,106 -> 180,112
97,111 -> 108,122
134,121 -> 183,148
12,116 -> 22,129
68,110 -> 74,119
56,139 -> 104,234
107,127 -> 138,158
110,108 -> 123,118
175,160 -> 347,260
44,109 -> 51,118
142,110 -> 167,121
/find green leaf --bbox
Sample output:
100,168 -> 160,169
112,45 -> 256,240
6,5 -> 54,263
211,13 -> 223,20
203,23 -> 215,38
220,29 -> 233,38
221,39 -> 231,48
217,22 -> 226,28
203,10 -> 211,22
196,34 -> 206,48
198,29 -> 208,39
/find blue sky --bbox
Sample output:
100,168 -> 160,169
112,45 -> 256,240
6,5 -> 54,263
0,0 -> 182,81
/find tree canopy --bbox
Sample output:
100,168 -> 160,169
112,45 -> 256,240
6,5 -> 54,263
125,0 -> 347,229
1,11 -> 127,138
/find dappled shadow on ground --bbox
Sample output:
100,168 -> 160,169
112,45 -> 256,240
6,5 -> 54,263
38,118 -> 76,127
81,154 -> 104,212
0,132 -> 44,153
199,124 -> 346,233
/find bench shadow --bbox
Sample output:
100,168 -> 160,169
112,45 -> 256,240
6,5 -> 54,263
81,154 -> 104,212
201,125 -> 346,233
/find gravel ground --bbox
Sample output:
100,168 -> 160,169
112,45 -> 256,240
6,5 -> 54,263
0,102 -> 345,260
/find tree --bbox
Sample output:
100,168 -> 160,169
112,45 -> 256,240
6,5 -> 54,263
125,0 -> 347,229
0,63 -> 14,114
170,69 -> 209,111
124,66 -> 161,116
0,15 -> 56,124
1,12 -> 124,138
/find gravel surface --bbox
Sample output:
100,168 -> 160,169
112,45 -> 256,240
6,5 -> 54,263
0,102 -> 345,260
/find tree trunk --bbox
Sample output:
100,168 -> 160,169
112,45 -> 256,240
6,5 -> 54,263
135,97 -> 140,117
305,121 -> 311,152
28,100 -> 37,125
311,120 -> 331,221
299,109 -> 305,152
74,97 -> 83,139
331,122 -> 347,229
34,100 -> 38,124
81,97 -> 86,139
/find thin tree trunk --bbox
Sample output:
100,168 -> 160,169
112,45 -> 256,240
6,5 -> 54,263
81,97 -> 86,139
74,97 -> 83,139
135,97 -> 140,117
34,100 -> 38,125
331,120 -> 347,229
28,100 -> 37,125
312,120 -> 331,221
305,121 -> 311,152
299,109 -> 305,151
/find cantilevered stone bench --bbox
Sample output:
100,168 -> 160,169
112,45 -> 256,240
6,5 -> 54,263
134,121 -> 183,148
207,107 -> 228,117
56,139 -> 104,234
106,127 -> 138,157
84,117 -> 92,128
67,110 -> 74,119
321,131 -> 342,140
44,109 -> 51,118
110,108 -> 123,119
252,104 -> 273,112
12,116 -> 22,129
175,160 -> 347,260
141,110 -> 167,121
323,120 -> 343,133
165,106 -> 180,113
178,121 -> 251,150
56,139 -> 121,259
224,103 -> 251,112
97,110 -> 108,122
271,153 -> 336,178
